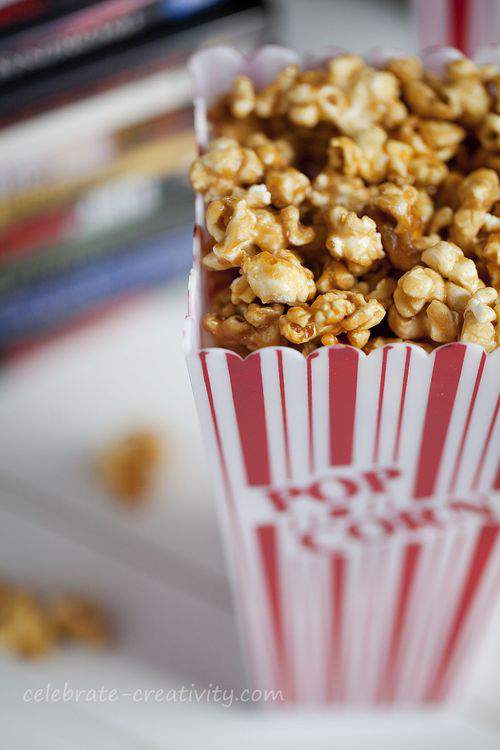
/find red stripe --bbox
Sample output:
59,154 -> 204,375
276,350 -> 291,481
307,353 -> 317,473
256,524 -> 289,696
494,462 -> 500,492
327,553 -> 345,702
199,353 -> 247,571
199,352 -> 234,511
328,347 -> 358,466
426,524 -> 500,701
377,543 -> 421,702
471,394 -> 500,492
449,352 -> 486,493
413,345 -> 466,499
373,347 -> 390,464
227,353 -> 270,486
450,0 -> 468,52
393,346 -> 412,463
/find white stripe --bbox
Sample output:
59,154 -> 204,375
434,345 -> 484,499
353,349 -> 382,467
282,351 -> 310,484
260,350 -> 288,487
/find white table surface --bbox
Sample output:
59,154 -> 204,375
1,280 -> 500,748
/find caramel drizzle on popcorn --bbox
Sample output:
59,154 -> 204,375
189,55 -> 500,354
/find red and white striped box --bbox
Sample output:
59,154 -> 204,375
184,46 -> 500,706
413,0 -> 500,58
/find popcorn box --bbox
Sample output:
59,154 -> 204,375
413,0 -> 500,58
184,46 -> 500,705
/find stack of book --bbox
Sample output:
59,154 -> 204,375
0,0 -> 269,352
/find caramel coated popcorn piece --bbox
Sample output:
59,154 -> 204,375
326,206 -> 384,273
50,595 -> 109,647
450,169 -> 500,252
310,171 -> 371,212
0,582 -> 110,660
229,75 -> 256,119
245,132 -> 295,170
242,250 -> 316,305
460,287 -> 498,351
98,430 -> 162,504
316,259 -> 356,292
396,116 -> 465,161
190,138 -> 263,201
205,197 -> 315,269
394,266 -> 445,317
402,59 -> 490,126
254,64 -> 299,118
0,585 -> 56,659
279,291 -> 385,347
478,113 -> 500,153
421,240 -> 480,293
328,127 -> 414,185
203,288 -> 284,351
265,167 -> 310,207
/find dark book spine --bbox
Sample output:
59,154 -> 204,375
0,226 -> 192,346
0,0 -> 169,82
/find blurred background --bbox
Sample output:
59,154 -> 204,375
1,1 -> 500,747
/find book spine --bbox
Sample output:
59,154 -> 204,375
0,226 -> 192,346
0,0 -> 165,82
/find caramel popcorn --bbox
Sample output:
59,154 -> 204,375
0,582 -> 109,660
316,259 -> 356,292
450,169 -> 500,252
229,75 -> 256,119
0,585 -> 56,659
310,171 -> 371,212
204,288 -> 284,351
279,291 -> 385,348
326,206 -> 384,273
421,240 -> 480,293
97,430 -> 162,504
205,197 -> 315,269
265,167 -> 310,207
50,595 -> 109,647
402,58 -> 491,126
189,138 -> 263,201
190,53 -> 500,354
241,249 -> 316,305
393,266 -> 445,317
460,287 -> 498,351
245,132 -> 295,170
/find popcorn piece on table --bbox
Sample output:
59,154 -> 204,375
0,584 -> 56,659
50,595 -> 109,647
97,429 -> 162,505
